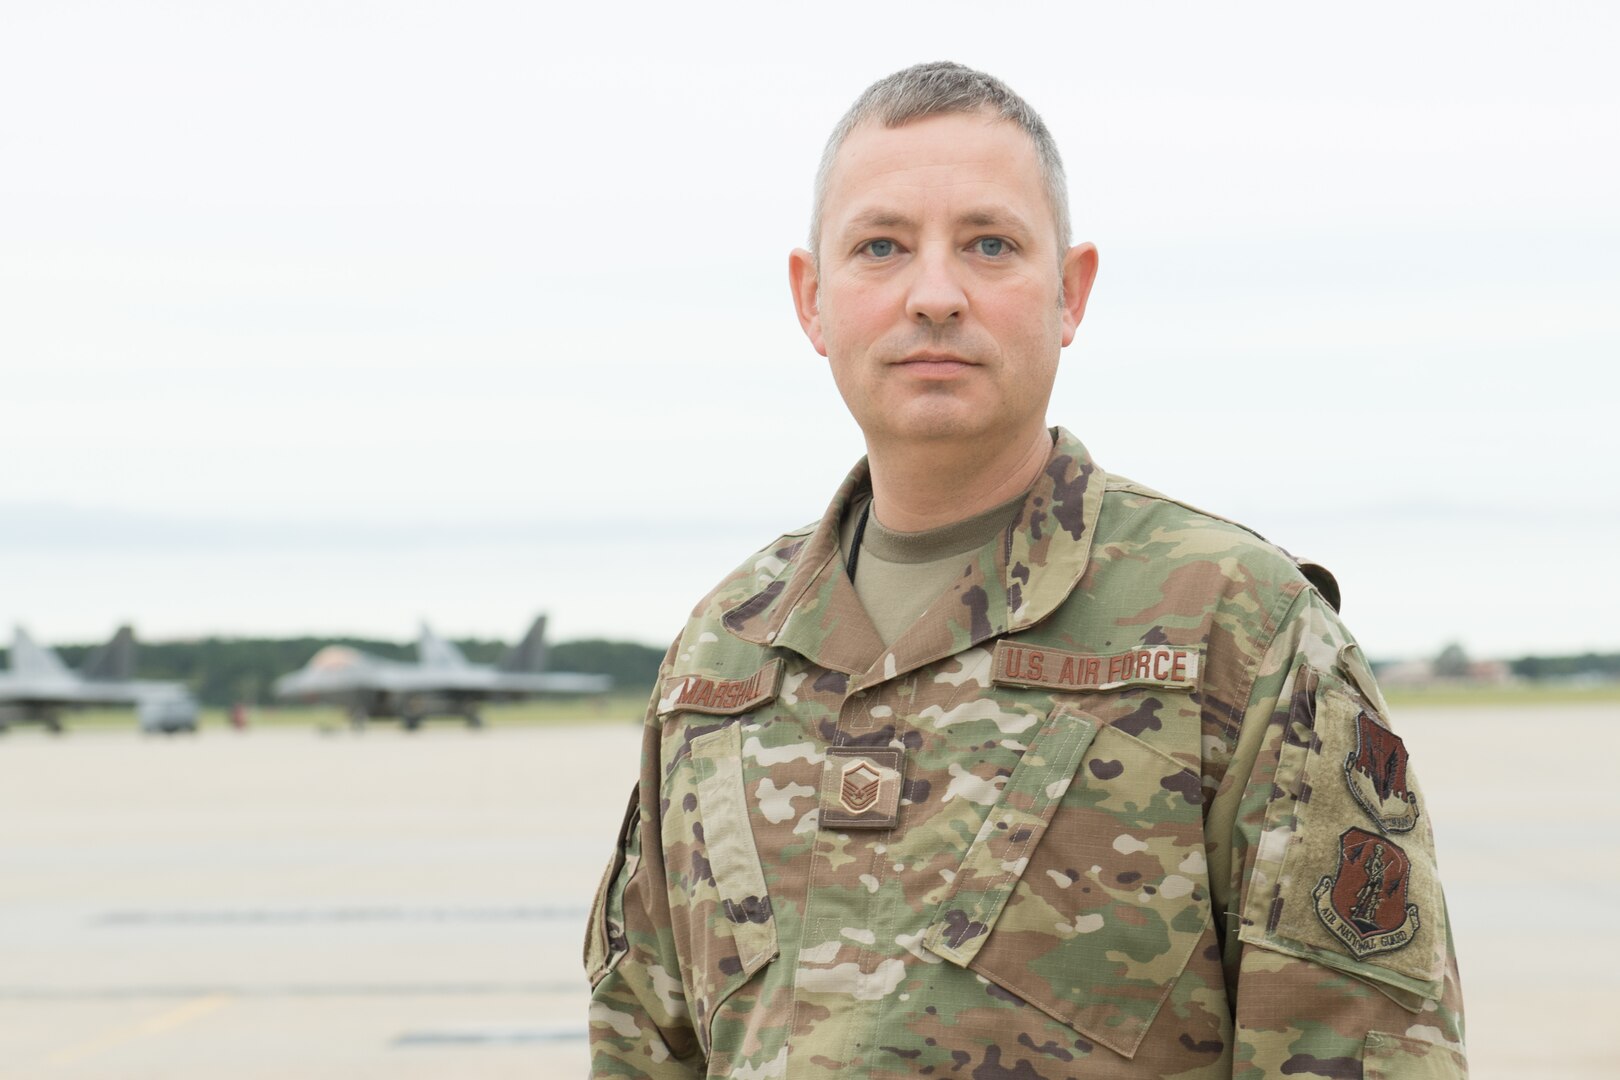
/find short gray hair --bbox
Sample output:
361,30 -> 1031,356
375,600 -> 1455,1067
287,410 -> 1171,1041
809,61 -> 1071,259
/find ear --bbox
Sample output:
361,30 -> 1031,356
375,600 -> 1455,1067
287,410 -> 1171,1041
788,247 -> 828,357
1058,242 -> 1100,347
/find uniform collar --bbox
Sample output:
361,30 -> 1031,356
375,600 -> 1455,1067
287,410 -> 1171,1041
723,427 -> 1106,689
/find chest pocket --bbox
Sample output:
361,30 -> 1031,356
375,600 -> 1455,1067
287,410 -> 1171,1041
665,721 -> 780,1053
923,705 -> 1211,1059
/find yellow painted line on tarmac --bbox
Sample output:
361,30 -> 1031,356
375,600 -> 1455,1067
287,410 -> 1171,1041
46,994 -> 231,1068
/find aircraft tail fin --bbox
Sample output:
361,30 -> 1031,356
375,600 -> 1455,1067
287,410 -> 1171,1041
10,627 -> 73,679
416,623 -> 469,669
79,625 -> 137,681
498,615 -> 548,673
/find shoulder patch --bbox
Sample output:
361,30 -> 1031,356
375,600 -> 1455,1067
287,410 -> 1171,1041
1344,709 -> 1420,833
1313,827 -> 1421,959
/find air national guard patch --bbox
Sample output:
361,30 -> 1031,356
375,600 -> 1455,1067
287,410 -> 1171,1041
1314,827 -> 1421,959
1344,708 -> 1420,833
991,642 -> 1199,693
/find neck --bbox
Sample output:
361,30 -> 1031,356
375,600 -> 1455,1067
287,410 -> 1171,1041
865,424 -> 1053,533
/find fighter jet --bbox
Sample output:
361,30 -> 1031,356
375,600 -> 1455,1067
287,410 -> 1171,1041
0,625 -> 199,734
273,615 -> 611,729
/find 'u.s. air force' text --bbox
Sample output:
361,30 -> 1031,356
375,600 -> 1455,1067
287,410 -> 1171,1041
991,642 -> 1200,693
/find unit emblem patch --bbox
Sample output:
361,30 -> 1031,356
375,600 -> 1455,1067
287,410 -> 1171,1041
1343,708 -> 1419,833
1314,827 -> 1421,959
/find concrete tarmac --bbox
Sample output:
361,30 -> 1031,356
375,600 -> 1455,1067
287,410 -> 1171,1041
0,703 -> 1613,1078
0,721 -> 640,1079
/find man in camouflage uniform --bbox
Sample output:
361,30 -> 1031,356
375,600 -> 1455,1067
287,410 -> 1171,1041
585,62 -> 1465,1078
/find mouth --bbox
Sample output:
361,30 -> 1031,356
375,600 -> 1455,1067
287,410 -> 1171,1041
895,352 -> 975,378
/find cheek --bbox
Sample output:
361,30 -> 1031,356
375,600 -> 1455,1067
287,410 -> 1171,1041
982,284 -> 1062,354
822,275 -> 900,333
838,286 -> 895,329
821,290 -> 895,365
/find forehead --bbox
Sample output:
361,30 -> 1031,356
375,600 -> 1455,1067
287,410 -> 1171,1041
821,111 -> 1050,234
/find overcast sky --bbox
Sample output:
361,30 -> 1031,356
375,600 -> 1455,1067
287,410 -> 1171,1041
1,1 -> 1615,660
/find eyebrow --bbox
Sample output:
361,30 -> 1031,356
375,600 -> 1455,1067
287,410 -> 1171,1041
839,206 -> 1036,239
958,208 -> 1033,234
843,209 -> 916,234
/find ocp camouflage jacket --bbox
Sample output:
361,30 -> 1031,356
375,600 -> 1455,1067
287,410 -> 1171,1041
586,428 -> 1466,1079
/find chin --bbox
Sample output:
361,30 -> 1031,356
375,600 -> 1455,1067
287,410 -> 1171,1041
874,401 -> 993,442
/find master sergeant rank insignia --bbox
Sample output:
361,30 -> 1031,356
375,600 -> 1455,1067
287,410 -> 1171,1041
839,759 -> 883,813
820,747 -> 904,830
1344,708 -> 1419,834
1314,826 -> 1421,959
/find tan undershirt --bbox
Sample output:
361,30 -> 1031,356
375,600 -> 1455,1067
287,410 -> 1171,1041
838,488 -> 1029,647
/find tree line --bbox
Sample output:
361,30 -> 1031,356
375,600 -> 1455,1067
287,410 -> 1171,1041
1508,652 -> 1620,680
4,637 -> 1616,708
3,636 -> 667,708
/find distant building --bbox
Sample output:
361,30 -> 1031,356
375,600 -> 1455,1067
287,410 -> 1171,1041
1372,656 -> 1514,688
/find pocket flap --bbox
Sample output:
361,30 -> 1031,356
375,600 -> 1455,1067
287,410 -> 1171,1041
1363,1031 -> 1467,1079
691,723 -> 778,974
924,706 -> 1097,965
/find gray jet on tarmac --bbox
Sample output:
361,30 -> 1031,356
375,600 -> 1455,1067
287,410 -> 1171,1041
273,615 -> 610,729
0,626 -> 199,734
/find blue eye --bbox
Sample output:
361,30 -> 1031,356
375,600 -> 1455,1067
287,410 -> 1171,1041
975,237 -> 1008,257
864,239 -> 896,258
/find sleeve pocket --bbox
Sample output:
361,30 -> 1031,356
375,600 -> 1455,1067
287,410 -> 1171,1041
1240,669 -> 1448,1011
1363,1031 -> 1467,1079
584,782 -> 642,987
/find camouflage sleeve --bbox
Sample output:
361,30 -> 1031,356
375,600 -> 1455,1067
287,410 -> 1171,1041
585,642 -> 705,1078
1208,587 -> 1468,1079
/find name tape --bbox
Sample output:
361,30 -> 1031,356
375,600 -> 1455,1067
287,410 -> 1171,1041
659,658 -> 783,716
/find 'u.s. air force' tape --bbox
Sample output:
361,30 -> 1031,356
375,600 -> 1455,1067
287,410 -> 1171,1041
991,642 -> 1200,693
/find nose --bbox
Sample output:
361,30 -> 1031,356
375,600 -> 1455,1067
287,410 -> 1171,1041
904,243 -> 967,325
